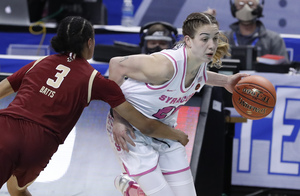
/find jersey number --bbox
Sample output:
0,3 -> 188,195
47,64 -> 70,89
152,105 -> 183,119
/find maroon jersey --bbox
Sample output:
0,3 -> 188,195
0,54 -> 125,143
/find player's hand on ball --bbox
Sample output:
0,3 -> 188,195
225,73 -> 250,93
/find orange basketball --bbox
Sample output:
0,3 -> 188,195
232,75 -> 276,120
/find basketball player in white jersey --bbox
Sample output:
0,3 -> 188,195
107,12 -> 249,196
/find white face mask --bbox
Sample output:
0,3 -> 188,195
235,4 -> 257,22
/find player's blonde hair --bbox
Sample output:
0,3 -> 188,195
182,12 -> 230,68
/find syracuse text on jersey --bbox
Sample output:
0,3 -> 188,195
158,92 -> 195,104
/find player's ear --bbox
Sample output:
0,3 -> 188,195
184,35 -> 192,48
87,38 -> 93,49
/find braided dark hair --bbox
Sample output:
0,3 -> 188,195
51,16 -> 94,57
182,12 -> 230,68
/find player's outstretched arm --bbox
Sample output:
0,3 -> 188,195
0,78 -> 14,99
206,71 -> 249,93
113,101 -> 189,149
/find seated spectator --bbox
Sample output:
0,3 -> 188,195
139,21 -> 178,54
225,0 -> 289,61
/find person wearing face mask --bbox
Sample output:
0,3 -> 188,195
93,21 -> 177,66
139,21 -> 178,54
225,0 -> 289,60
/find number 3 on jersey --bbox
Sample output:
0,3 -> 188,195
47,64 -> 70,89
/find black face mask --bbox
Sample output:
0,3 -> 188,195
145,45 -> 164,54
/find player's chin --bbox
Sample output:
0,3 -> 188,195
204,56 -> 213,62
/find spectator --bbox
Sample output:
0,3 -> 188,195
139,21 -> 178,54
225,0 -> 289,60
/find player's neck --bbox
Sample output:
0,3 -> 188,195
185,60 -> 202,87
239,21 -> 256,36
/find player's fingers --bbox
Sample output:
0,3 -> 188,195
128,127 -> 136,139
113,133 -> 120,146
124,134 -> 135,147
238,73 -> 250,78
119,137 -> 129,152
114,134 -> 128,152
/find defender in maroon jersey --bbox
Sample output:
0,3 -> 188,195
0,16 -> 188,196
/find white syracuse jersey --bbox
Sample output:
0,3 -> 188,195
121,45 -> 208,128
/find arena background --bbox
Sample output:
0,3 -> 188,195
0,0 -> 300,195
103,0 -> 300,34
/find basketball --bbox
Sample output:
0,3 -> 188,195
232,75 -> 276,120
